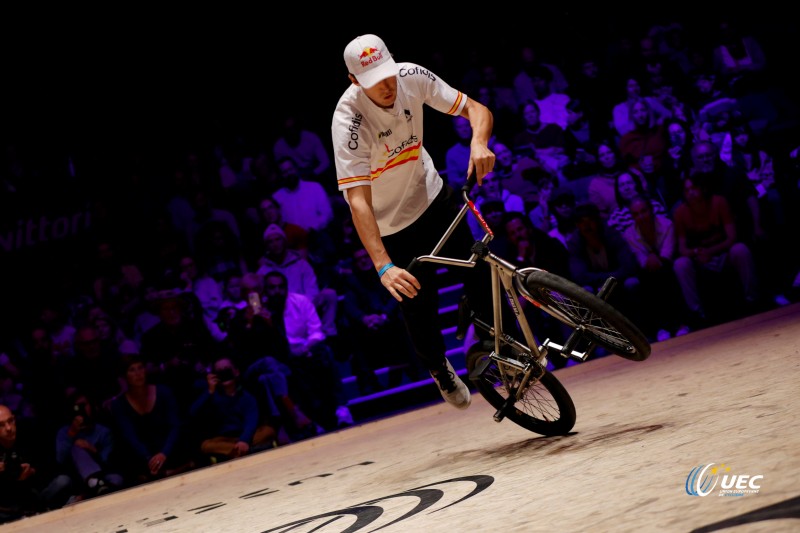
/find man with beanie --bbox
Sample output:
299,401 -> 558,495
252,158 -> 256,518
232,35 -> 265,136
331,34 -> 497,410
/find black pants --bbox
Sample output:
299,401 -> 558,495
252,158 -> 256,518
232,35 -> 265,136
382,183 -> 492,371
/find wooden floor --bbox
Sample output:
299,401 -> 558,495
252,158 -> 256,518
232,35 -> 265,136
5,304 -> 800,533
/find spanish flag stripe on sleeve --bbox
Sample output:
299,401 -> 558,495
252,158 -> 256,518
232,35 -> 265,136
446,92 -> 464,115
337,175 -> 371,186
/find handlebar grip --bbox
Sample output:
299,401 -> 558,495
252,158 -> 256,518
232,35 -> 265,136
461,173 -> 477,195
406,258 -> 420,274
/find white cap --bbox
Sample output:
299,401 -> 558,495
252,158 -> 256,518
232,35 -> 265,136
343,34 -> 399,89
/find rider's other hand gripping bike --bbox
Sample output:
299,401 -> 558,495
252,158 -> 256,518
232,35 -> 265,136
408,177 -> 651,436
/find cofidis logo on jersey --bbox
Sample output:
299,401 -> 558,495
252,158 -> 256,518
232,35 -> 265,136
685,463 -> 764,497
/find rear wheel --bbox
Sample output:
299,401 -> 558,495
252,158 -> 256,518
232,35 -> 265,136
523,270 -> 651,361
466,342 -> 576,436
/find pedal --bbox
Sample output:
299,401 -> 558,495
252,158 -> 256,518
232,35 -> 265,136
468,355 -> 492,383
542,338 -> 592,362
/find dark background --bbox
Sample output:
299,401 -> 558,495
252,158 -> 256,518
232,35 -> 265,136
5,9 -> 798,154
2,9 -> 799,331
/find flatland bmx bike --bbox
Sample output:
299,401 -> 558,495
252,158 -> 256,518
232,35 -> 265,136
408,177 -> 652,436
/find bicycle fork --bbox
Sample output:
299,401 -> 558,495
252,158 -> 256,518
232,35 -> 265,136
469,345 -> 546,423
468,315 -> 548,423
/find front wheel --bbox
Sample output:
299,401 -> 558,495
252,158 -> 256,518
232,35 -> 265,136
523,270 -> 651,362
466,342 -> 576,436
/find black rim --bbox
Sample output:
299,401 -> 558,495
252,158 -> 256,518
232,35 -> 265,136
475,353 -> 565,426
534,287 -> 636,353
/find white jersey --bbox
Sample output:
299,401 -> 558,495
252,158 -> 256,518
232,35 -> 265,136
331,62 -> 468,236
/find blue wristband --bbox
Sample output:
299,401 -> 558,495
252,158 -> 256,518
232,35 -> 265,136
378,262 -> 395,278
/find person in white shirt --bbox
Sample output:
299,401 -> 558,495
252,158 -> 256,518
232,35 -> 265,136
273,158 -> 333,232
263,271 -> 351,430
331,34 -> 497,410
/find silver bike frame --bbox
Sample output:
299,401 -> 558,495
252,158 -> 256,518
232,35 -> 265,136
413,190 -> 547,370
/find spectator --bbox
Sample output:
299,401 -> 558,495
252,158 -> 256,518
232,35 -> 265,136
272,114 -> 332,187
273,158 -> 334,232
55,391 -> 124,498
672,173 -> 759,325
63,324 -> 123,415
221,273 -> 319,441
711,18 -> 767,94
547,187 -> 578,249
186,187 -> 242,255
178,255 -> 224,327
689,71 -> 740,146
262,271 -> 352,431
256,224 -> 338,339
0,405 -> 73,523
611,77 -> 672,138
526,63 -> 571,130
619,98 -> 670,175
562,97 -> 602,170
0,353 -> 32,423
660,118 -> 695,208
621,196 -> 689,340
445,116 -> 473,188
512,100 -> 568,178
566,55 -> 616,141
505,211 -> 570,279
87,240 -> 146,322
251,195 -> 309,258
527,173 -> 558,233
607,169 -> 667,235
567,203 -> 640,316
189,357 -> 277,462
110,355 -> 192,484
139,289 -> 217,412
337,246 -> 421,394
586,141 -> 626,220
491,141 -> 538,207
36,300 -> 76,360
513,45 -> 569,105
689,140 -> 761,246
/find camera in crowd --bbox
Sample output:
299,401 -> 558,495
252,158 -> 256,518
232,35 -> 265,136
215,367 -> 235,382
72,402 -> 89,419
0,450 -> 22,480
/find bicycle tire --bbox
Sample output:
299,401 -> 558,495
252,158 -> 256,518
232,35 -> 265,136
466,341 -> 576,436
523,270 -> 651,361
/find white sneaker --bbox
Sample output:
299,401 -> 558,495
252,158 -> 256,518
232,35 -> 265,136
430,359 -> 471,410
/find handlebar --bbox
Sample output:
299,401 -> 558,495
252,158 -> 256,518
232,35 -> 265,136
461,173 -> 478,197
406,172 -> 492,274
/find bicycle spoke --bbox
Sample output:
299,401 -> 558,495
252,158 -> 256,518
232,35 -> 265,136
484,363 -> 560,422
540,289 -> 632,350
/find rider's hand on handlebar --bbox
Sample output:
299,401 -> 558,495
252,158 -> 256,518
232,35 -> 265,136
468,142 -> 496,185
381,266 -> 420,302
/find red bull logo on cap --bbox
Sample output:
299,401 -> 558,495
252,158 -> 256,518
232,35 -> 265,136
358,47 -> 384,68
358,47 -> 378,59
